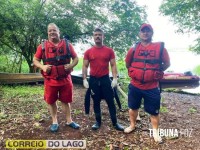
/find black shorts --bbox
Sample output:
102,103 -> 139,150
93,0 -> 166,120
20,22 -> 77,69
128,84 -> 161,115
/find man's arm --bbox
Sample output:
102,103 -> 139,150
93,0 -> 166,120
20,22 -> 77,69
71,56 -> 79,68
125,48 -> 133,69
82,59 -> 89,79
33,57 -> 42,69
110,58 -> 117,79
64,56 -> 79,71
64,43 -> 79,71
33,57 -> 51,73
126,62 -> 130,69
161,49 -> 171,71
161,62 -> 170,71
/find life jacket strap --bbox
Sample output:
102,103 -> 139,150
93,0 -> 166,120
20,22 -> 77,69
43,54 -> 71,63
131,66 -> 161,71
133,58 -> 161,64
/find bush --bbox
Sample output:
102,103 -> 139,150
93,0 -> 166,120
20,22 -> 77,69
193,65 -> 200,76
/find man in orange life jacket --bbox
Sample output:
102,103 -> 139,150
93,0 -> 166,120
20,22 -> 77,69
33,23 -> 80,132
82,28 -> 124,131
124,23 -> 170,142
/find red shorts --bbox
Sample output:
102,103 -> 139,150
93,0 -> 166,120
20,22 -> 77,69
44,83 -> 73,104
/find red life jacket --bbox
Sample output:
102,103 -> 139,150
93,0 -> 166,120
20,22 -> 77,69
128,42 -> 164,83
41,39 -> 72,80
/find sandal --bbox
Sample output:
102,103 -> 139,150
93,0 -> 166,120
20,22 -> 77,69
153,130 -> 163,143
50,124 -> 59,132
124,126 -> 135,133
66,122 -> 80,129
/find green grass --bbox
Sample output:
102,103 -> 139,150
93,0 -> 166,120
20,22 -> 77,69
188,107 -> 197,113
0,85 -> 47,120
160,106 -> 168,113
73,109 -> 82,115
1,85 -> 44,99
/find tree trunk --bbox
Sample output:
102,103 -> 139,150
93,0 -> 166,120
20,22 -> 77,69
28,61 -> 34,73
18,54 -> 22,73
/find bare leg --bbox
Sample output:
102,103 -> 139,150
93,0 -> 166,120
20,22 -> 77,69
136,111 -> 141,121
61,102 -> 72,123
150,115 -> 162,142
124,109 -> 138,133
48,102 -> 58,124
150,115 -> 159,129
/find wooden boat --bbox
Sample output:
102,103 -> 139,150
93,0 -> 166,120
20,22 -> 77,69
0,71 -> 199,89
0,73 -> 43,84
0,72 -> 83,84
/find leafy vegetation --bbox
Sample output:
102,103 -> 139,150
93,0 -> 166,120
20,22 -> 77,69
0,0 -> 146,73
188,107 -> 197,113
159,0 -> 200,54
160,97 -> 168,113
73,57 -> 83,71
193,65 -> 200,76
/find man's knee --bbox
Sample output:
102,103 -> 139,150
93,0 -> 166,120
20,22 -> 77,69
146,108 -> 159,116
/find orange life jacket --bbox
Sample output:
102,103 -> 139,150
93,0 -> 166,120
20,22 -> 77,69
41,39 -> 72,80
128,42 -> 164,83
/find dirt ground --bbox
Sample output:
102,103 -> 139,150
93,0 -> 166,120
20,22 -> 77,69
0,84 -> 200,150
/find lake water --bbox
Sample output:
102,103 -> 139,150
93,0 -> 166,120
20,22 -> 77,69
167,51 -> 200,73
167,51 -> 200,94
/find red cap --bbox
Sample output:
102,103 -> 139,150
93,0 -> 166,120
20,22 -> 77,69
140,23 -> 153,31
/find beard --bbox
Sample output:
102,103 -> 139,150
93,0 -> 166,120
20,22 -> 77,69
142,37 -> 152,43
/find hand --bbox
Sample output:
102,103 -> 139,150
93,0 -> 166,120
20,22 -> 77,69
42,65 -> 52,74
64,64 -> 72,71
111,78 -> 117,88
83,79 -> 89,88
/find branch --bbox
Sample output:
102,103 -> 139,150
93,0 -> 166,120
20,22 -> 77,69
0,40 -> 21,54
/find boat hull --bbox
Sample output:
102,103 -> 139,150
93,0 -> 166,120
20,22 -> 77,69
0,72 -> 199,89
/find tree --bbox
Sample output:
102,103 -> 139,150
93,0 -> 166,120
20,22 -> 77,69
159,0 -> 200,54
0,0 -> 105,72
0,0 -> 49,72
0,0 -> 146,72
104,0 -> 146,58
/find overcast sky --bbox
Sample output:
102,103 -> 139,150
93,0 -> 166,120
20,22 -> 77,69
136,0 -> 198,50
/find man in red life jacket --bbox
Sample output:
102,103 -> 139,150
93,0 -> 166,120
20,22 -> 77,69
82,28 -> 124,131
33,23 -> 80,132
124,23 -> 170,142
